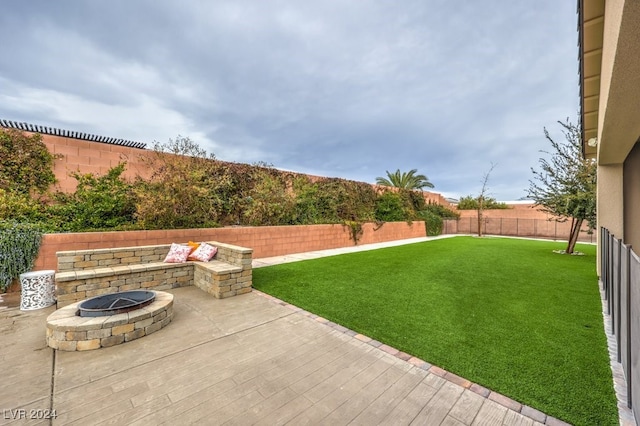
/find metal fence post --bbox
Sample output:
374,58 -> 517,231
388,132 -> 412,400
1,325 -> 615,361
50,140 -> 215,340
617,238 -> 622,361
627,243 -> 632,408
610,232 -> 614,320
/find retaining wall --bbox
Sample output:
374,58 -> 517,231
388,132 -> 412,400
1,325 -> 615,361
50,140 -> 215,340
33,221 -> 426,272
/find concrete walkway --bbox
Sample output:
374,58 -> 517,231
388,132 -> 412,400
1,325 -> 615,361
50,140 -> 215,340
0,237 -> 569,426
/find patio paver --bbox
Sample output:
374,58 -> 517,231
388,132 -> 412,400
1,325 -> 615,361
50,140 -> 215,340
1,284 -> 552,425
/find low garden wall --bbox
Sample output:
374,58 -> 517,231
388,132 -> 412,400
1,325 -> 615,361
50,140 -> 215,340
33,221 -> 426,272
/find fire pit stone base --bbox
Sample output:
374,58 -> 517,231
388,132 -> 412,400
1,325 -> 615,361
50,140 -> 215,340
46,290 -> 173,351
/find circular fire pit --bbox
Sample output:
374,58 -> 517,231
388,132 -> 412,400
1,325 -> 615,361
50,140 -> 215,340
46,290 -> 173,351
78,290 -> 156,317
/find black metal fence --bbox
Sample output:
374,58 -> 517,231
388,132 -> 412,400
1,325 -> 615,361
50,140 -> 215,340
443,218 -> 595,243
0,118 -> 147,149
602,227 -> 639,417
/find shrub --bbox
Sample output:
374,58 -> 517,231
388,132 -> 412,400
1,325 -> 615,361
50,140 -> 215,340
417,203 -> 460,236
0,221 -> 44,292
375,191 -> 409,222
243,169 -> 295,226
133,136 -> 233,229
313,178 -> 377,223
49,163 -> 137,231
0,129 -> 58,194
403,189 -> 427,211
422,202 -> 460,219
419,210 -> 443,236
0,189 -> 49,223
291,177 -> 322,224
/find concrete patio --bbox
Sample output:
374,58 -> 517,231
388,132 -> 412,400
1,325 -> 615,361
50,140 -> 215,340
0,238 -> 569,425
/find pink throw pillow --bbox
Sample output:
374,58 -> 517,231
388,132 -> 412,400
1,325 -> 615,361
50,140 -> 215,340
189,243 -> 218,262
163,243 -> 192,263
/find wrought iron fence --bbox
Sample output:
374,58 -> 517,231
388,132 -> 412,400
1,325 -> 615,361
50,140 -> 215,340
601,227 -> 638,417
442,217 -> 595,243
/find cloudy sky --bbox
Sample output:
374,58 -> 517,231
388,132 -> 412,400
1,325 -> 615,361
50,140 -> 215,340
0,1 -> 579,201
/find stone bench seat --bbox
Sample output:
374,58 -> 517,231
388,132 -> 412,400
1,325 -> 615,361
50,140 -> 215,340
55,242 -> 253,308
55,260 -> 242,283
193,261 -> 242,275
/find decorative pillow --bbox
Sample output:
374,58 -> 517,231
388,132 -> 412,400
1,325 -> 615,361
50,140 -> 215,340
187,241 -> 200,260
163,243 -> 192,263
189,243 -> 218,262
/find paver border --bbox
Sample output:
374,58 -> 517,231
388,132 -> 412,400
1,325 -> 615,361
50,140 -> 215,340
254,289 -> 574,426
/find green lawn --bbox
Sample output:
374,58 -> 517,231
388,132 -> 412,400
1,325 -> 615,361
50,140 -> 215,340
253,236 -> 617,426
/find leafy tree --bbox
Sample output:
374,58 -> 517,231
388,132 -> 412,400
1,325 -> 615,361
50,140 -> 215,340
457,195 -> 509,210
528,120 -> 596,254
460,163 -> 497,237
376,169 -> 434,190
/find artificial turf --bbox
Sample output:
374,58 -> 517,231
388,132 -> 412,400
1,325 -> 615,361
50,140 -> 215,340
253,236 -> 617,426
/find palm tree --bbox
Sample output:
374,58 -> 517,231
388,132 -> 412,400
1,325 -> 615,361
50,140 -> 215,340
375,169 -> 434,190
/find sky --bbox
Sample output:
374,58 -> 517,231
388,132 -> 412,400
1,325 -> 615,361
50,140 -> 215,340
0,1 -> 580,201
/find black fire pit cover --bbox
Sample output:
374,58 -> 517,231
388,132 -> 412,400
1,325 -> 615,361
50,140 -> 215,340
77,290 -> 156,317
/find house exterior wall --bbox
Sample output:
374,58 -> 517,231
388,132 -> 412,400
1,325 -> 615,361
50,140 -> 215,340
597,164 -> 625,273
623,142 -> 640,251
591,0 -> 640,274
597,0 -> 640,165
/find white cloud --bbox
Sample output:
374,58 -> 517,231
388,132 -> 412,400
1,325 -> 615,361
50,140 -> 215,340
0,0 -> 580,200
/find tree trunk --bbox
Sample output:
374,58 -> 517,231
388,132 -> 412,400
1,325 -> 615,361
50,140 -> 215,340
566,217 -> 583,254
477,198 -> 484,237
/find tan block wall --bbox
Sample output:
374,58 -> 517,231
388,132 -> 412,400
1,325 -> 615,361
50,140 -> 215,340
36,132 -> 453,212
34,221 -> 425,272
445,205 -> 595,243
456,204 -> 558,220
40,134 -> 151,192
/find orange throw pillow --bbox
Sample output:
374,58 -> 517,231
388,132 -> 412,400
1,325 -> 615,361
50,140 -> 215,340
187,241 -> 201,260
